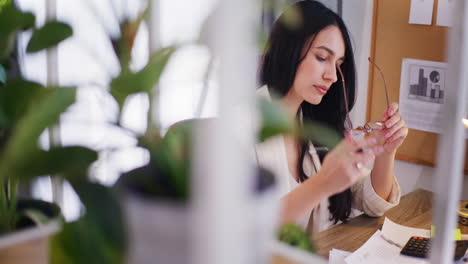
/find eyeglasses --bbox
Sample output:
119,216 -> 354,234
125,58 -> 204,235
337,57 -> 389,134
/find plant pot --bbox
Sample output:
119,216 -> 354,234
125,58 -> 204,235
123,188 -> 280,264
0,199 -> 61,264
121,166 -> 279,264
123,193 -> 188,264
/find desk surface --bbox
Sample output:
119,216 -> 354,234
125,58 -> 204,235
313,189 -> 468,257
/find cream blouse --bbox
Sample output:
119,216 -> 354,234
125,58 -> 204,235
255,86 -> 401,234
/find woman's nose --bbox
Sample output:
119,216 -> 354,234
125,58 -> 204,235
323,65 -> 338,83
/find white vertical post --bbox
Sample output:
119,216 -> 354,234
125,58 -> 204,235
192,0 -> 259,263
147,0 -> 161,52
45,0 -> 63,207
45,0 -> 59,111
147,0 -> 161,129
429,1 -> 468,263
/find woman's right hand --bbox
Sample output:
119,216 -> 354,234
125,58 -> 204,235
316,135 -> 381,196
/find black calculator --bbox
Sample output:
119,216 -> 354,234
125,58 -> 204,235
400,236 -> 468,261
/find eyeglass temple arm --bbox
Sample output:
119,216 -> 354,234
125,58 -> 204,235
337,66 -> 353,130
368,57 -> 390,108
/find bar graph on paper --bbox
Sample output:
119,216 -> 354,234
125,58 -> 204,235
408,65 -> 445,104
399,58 -> 467,138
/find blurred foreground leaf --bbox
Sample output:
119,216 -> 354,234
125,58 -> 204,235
0,88 -> 76,181
13,146 -> 97,182
111,46 -> 176,111
26,21 -> 73,53
258,99 -> 293,142
122,119 -> 192,200
0,4 -> 34,60
258,98 -> 341,149
51,182 -> 126,264
0,4 -> 34,35
278,223 -> 315,253
0,80 -> 43,127
300,122 -> 341,150
0,64 -> 5,84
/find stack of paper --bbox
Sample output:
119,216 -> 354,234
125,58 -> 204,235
329,218 -> 433,264
381,218 -> 430,246
344,230 -> 429,264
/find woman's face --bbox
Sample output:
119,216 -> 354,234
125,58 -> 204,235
287,25 -> 345,106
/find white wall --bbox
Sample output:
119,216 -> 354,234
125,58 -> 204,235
342,0 -> 468,200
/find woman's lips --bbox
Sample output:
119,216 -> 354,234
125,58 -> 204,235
314,85 -> 328,95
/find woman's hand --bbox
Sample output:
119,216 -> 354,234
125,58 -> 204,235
380,103 -> 408,154
317,135 -> 381,196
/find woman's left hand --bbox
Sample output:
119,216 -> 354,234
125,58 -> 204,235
381,103 -> 408,153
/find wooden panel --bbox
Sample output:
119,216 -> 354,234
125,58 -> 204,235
367,0 -> 468,173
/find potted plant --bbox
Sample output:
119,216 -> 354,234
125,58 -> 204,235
0,1 -> 341,263
0,2 -> 102,264
82,2 -> 341,263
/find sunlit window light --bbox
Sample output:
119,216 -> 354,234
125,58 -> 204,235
462,118 -> 468,128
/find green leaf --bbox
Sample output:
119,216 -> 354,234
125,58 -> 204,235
51,182 -> 126,264
12,146 -> 97,182
110,46 -> 176,111
258,97 -> 341,149
26,21 -> 73,53
300,121 -> 342,150
0,0 -> 13,11
151,120 -> 192,198
258,99 -> 294,142
277,223 -> 315,253
0,64 -> 5,84
0,80 -> 44,127
0,4 -> 35,36
0,4 -> 35,60
0,88 -> 76,181
280,4 -> 302,30
0,33 -> 16,61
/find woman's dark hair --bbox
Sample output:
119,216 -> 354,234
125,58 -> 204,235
259,0 -> 356,224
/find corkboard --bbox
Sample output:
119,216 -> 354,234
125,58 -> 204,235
367,0 -> 468,174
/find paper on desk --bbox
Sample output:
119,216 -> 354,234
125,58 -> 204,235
344,230 -> 429,264
381,217 -> 431,247
328,249 -> 351,264
344,230 -> 400,264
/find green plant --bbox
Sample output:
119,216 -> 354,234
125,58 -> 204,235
278,223 -> 316,253
0,2 -> 98,234
0,3 -> 124,264
46,3 -> 177,264
0,2 -> 342,263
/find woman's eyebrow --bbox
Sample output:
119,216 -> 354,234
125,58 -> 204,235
315,46 -> 345,60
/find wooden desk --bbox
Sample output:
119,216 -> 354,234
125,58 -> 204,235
313,189 -> 468,257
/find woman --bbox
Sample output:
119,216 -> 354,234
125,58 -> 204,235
257,0 -> 407,233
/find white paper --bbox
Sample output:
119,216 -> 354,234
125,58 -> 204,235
399,59 -> 468,138
343,218 -> 467,264
344,230 -> 403,264
436,0 -> 455,27
344,230 -> 430,264
329,249 -> 351,264
409,0 -> 434,25
381,217 -> 431,247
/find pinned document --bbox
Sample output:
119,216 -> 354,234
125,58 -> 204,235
409,0 -> 434,25
436,0 -> 454,27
